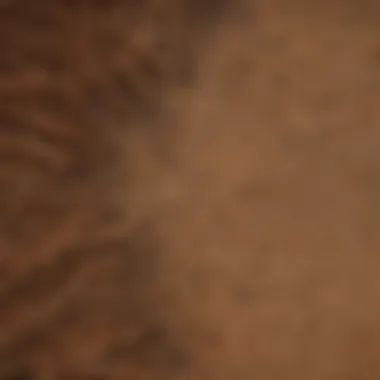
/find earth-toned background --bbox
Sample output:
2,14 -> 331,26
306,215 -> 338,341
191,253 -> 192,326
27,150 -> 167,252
125,1 -> 380,379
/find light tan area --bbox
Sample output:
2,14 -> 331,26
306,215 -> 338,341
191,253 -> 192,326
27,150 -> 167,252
131,1 -> 380,379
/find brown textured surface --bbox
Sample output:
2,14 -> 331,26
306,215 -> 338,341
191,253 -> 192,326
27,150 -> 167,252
142,1 -> 380,379
0,0 -> 234,378
2,0 -> 380,379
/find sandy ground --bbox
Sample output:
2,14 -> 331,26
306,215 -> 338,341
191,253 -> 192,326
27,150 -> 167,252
123,1 -> 380,379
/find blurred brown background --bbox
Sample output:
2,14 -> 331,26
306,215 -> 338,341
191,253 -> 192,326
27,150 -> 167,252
126,1 -> 380,379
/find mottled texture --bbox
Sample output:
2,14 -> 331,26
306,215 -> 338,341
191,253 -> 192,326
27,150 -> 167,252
0,0 -> 233,378
155,1 -> 380,379
4,1 -> 380,379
